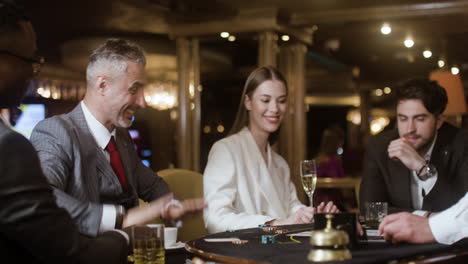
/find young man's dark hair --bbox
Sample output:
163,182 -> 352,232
395,78 -> 448,116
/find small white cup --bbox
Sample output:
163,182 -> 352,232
164,227 -> 177,247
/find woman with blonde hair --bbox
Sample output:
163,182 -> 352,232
203,66 -> 338,233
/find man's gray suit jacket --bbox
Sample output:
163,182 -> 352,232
30,104 -> 170,237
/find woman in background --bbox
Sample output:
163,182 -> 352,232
203,66 -> 338,234
315,126 -> 347,209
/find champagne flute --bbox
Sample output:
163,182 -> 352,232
300,160 -> 318,207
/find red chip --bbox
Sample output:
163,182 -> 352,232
232,240 -> 248,244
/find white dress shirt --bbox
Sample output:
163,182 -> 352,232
81,101 -> 119,233
411,134 -> 438,216
430,192 -> 468,244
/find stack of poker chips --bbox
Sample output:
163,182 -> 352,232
261,235 -> 277,244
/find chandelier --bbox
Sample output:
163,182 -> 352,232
145,82 -> 177,110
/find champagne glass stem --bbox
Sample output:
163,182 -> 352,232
308,191 -> 314,207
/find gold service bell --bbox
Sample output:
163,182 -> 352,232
308,214 -> 352,262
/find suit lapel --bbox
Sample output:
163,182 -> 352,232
423,129 -> 451,211
240,128 -> 287,218
388,158 -> 412,209
71,105 -> 123,196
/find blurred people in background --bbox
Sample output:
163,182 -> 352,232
203,66 -> 338,234
314,125 -> 347,210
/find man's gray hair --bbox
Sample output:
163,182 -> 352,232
86,38 -> 146,83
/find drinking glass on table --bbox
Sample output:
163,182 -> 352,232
300,159 -> 318,207
365,202 -> 388,229
131,224 -> 165,264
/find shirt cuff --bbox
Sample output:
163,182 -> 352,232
165,199 -> 183,228
99,204 -> 117,233
412,210 -> 427,217
429,210 -> 459,244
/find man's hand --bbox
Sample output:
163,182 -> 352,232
387,138 -> 425,171
378,212 -> 436,244
122,193 -> 174,228
161,198 -> 206,220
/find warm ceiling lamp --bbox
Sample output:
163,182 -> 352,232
438,59 -> 445,68
281,35 -> 290,41
375,89 -> 383,96
380,23 -> 391,35
451,66 -> 460,75
228,35 -> 236,42
430,71 -> 467,115
422,50 -> 432,58
220,32 -> 229,38
404,38 -> 414,48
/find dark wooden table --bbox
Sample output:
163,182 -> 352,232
185,224 -> 468,264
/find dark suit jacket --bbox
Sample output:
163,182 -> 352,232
30,104 -> 170,237
0,122 -> 128,264
360,122 -> 468,213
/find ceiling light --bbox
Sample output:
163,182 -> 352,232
423,50 -> 432,58
451,66 -> 460,75
281,35 -> 290,41
375,89 -> 383,96
220,32 -> 229,38
227,35 -> 236,42
404,38 -> 414,48
383,87 -> 392,94
380,23 -> 391,35
438,60 -> 445,68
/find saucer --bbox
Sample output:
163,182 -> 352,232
165,241 -> 185,250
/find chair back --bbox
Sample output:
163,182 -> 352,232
158,168 -> 207,241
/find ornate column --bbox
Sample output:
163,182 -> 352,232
278,42 -> 308,204
258,31 -> 278,67
176,37 -> 201,171
358,82 -> 371,147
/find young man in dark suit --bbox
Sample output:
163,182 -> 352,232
360,79 -> 468,215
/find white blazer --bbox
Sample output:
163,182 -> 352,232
203,127 -> 305,233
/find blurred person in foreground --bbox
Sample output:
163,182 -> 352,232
379,191 -> 468,244
203,66 -> 338,234
360,78 -> 468,215
30,38 -> 204,237
0,1 -> 132,263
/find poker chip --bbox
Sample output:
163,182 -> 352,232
232,240 -> 248,244
274,229 -> 286,234
263,226 -> 278,232
261,235 -> 277,244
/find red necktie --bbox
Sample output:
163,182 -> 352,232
105,136 -> 128,192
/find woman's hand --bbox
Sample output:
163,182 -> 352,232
272,206 -> 314,225
315,201 -> 340,214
